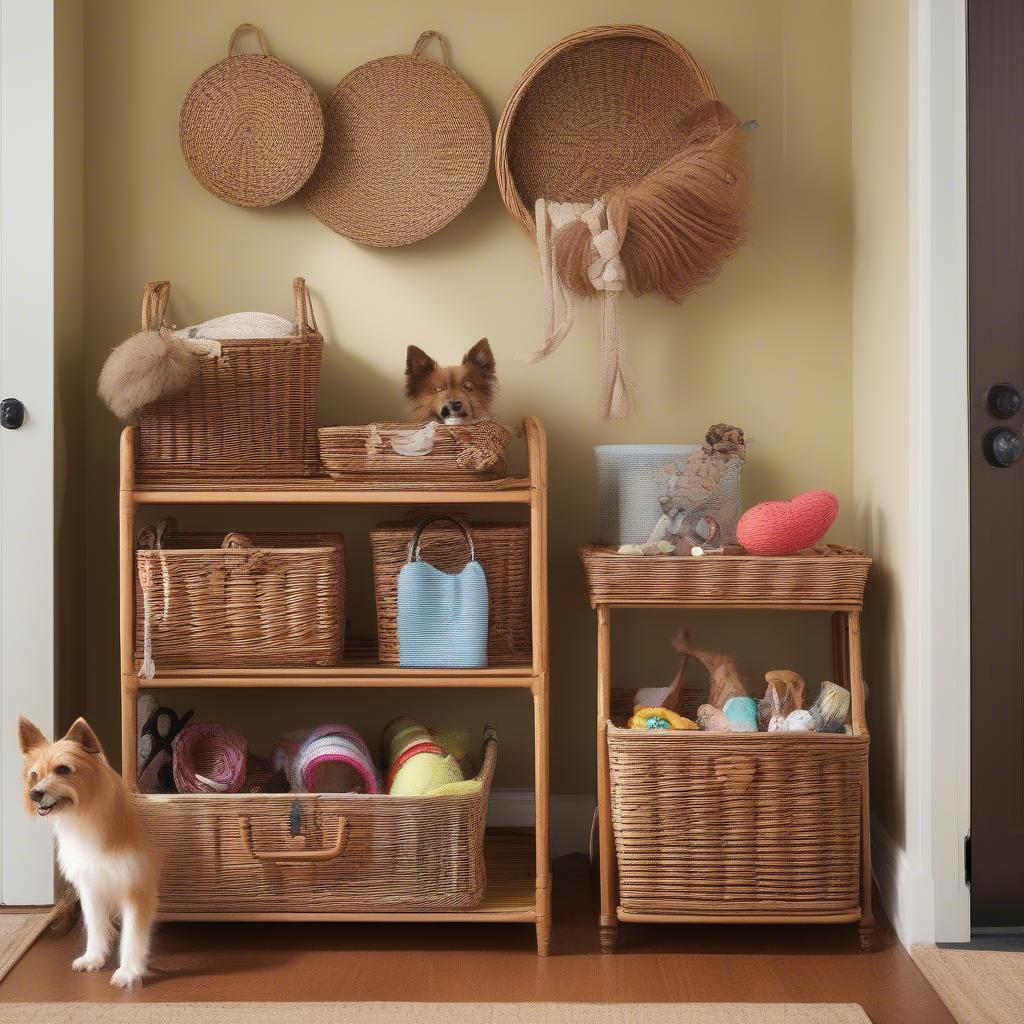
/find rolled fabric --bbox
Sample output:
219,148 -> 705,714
275,724 -> 381,795
173,722 -> 248,794
382,716 -> 465,796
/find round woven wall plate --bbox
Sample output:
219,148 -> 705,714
299,32 -> 491,247
495,25 -> 718,232
179,24 -> 325,209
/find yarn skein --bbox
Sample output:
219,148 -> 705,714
173,722 -> 248,794
736,490 -> 839,556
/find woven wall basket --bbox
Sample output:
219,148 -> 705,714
299,31 -> 491,247
179,24 -> 325,208
495,24 -> 719,231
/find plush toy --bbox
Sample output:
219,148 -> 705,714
696,703 -> 731,731
381,717 -> 481,796
627,706 -> 697,731
758,669 -> 807,730
736,490 -> 839,556
723,696 -> 758,732
769,709 -> 817,732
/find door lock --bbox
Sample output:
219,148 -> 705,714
0,397 -> 25,430
983,426 -> 1024,468
986,383 -> 1022,419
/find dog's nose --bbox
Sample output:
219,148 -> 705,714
29,788 -> 44,803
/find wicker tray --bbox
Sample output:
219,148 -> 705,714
579,544 -> 870,609
370,517 -> 531,665
140,728 -> 496,914
134,532 -> 343,670
607,724 -> 867,918
319,422 -> 511,481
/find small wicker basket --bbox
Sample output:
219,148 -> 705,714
138,728 -> 496,914
135,278 -> 323,483
134,530 -> 344,670
319,422 -> 511,481
371,516 -> 531,665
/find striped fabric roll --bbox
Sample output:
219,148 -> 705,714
275,723 -> 381,795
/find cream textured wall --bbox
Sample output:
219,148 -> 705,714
850,0 -> 910,910
82,0 -> 854,793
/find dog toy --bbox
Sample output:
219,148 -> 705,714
173,722 -> 248,794
723,696 -> 759,732
381,717 -> 480,796
696,703 -> 732,731
673,628 -> 747,707
736,490 -> 839,556
758,669 -> 807,730
769,708 -> 817,732
809,681 -> 851,733
274,724 -> 381,794
627,706 -> 697,731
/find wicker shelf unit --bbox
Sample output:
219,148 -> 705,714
579,543 -> 873,953
118,418 -> 550,954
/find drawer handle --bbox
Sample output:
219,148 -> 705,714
238,815 -> 349,864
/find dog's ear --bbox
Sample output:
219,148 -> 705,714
405,345 -> 437,379
63,717 -> 103,756
18,717 -> 47,756
463,338 -> 495,379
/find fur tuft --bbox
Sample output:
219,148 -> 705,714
97,330 -> 195,421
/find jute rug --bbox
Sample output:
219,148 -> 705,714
913,943 -> 1024,1024
0,1004 -> 872,1023
0,898 -> 69,986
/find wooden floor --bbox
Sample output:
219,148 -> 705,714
0,857 -> 954,1024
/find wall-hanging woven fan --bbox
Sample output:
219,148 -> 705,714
299,31 -> 491,247
495,24 -> 751,419
179,24 -> 324,209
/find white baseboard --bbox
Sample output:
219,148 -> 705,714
487,790 -> 595,859
873,813 -> 938,948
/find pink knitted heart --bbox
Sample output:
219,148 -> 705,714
736,490 -> 839,556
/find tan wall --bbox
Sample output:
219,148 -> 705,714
82,0 -> 854,793
851,0 -> 909,849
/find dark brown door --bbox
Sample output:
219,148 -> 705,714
969,0 -> 1024,927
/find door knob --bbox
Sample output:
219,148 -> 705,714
983,427 -> 1024,467
0,397 -> 25,430
986,383 -> 1022,419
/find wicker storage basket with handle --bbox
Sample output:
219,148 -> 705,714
138,727 -> 497,913
371,515 -> 531,666
134,525 -> 343,671
135,278 -> 323,482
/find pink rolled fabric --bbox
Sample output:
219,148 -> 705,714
173,722 -> 248,794
274,723 -> 381,795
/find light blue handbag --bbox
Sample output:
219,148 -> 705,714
397,515 -> 489,668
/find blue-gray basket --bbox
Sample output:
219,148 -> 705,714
594,444 -> 743,547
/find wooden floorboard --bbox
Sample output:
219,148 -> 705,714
0,857 -> 954,1024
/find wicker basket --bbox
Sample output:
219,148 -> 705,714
134,531 -> 344,670
371,517 -> 531,665
135,278 -> 323,483
607,725 -> 868,918
579,544 -> 871,609
319,422 -> 511,481
138,728 -> 496,914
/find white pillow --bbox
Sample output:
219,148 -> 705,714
174,311 -> 294,341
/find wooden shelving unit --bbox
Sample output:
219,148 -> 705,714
118,418 -> 550,954
580,544 -> 873,953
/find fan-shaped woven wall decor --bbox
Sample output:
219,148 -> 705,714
495,25 -> 750,419
179,24 -> 324,209
299,31 -> 491,247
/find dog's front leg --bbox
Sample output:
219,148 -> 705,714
71,889 -> 112,972
110,891 -> 155,989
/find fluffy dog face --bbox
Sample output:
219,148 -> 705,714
18,717 -> 106,818
405,339 -> 496,424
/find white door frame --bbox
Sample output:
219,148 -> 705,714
907,0 -> 971,944
0,0 -> 56,906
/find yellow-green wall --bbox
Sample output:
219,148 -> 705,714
82,0 -> 855,793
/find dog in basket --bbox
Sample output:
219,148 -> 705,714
405,339 -> 496,425
18,716 -> 159,989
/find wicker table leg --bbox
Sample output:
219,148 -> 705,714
596,605 -> 618,953
847,611 -> 874,952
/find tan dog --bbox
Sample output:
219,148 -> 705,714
405,338 -> 497,424
19,716 -> 159,989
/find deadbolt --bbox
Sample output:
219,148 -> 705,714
986,383 -> 1022,419
0,397 -> 25,430
983,427 -> 1024,467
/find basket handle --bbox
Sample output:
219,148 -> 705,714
140,281 -> 171,332
238,815 -> 348,864
228,23 -> 269,57
406,513 -> 476,565
292,277 -> 319,335
412,31 -> 450,66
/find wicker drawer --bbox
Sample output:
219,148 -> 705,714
607,725 -> 867,918
140,730 -> 496,915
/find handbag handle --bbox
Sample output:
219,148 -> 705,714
292,277 -> 319,335
238,815 -> 348,864
141,281 -> 171,332
228,23 -> 270,57
406,514 -> 477,565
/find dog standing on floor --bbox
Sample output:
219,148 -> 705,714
405,338 -> 497,424
18,716 -> 159,989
